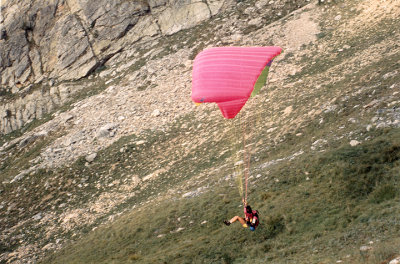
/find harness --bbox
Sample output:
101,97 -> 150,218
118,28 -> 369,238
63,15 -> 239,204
245,210 -> 259,228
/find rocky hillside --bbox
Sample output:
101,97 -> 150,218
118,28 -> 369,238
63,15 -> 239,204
0,0 -> 220,134
0,0 -> 308,134
1,0 -> 400,263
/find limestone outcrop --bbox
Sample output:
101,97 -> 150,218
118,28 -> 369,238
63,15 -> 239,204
0,0 -> 226,89
0,0 -> 229,134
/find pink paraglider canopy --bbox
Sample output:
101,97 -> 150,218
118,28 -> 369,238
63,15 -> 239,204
191,46 -> 282,119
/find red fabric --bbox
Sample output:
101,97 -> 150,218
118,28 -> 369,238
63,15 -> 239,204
244,206 -> 252,220
191,46 -> 282,119
244,207 -> 259,227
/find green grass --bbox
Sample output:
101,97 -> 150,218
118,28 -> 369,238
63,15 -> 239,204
40,126 -> 400,264
0,131 -> 63,184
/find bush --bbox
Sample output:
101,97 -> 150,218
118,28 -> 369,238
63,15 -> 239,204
369,184 -> 398,204
263,214 -> 285,238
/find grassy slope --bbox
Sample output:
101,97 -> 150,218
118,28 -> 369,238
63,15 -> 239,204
41,128 -> 400,264
41,2 -> 400,263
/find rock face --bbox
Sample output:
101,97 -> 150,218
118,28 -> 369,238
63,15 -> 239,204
0,0 -> 225,89
157,2 -> 211,35
0,83 -> 84,134
0,0 -> 228,134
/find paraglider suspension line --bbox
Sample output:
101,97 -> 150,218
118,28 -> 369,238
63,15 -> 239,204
242,114 -> 250,203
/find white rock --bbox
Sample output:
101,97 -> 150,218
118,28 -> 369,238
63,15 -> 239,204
248,18 -> 262,26
11,86 -> 19,94
359,245 -> 372,251
201,220 -> 208,225
324,105 -> 337,113
86,153 -> 97,163
63,137 -> 76,146
350,140 -> 360,147
348,118 -> 357,123
136,140 -> 146,145
312,139 -> 328,149
152,109 -> 161,117
99,68 -> 114,78
63,114 -> 74,123
10,171 -> 27,183
42,243 -> 55,251
376,122 -> 388,129
383,70 -> 398,80
97,123 -> 118,137
283,106 -> 293,116
231,33 -> 243,42
176,227 -> 185,232
182,191 -> 195,198
389,257 -> 400,264
144,172 -> 158,181
334,15 -> 342,21
244,7 -> 256,15
234,160 -> 244,166
32,212 -> 42,220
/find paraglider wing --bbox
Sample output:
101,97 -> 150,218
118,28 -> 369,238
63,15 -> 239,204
191,46 -> 282,119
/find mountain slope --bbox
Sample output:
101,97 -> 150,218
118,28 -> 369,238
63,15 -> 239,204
1,0 -> 400,263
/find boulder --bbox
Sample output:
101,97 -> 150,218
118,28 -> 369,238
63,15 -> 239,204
32,212 -> 43,220
85,153 -> 97,163
152,109 -> 161,117
389,257 -> 400,264
97,123 -> 118,137
350,140 -> 361,147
